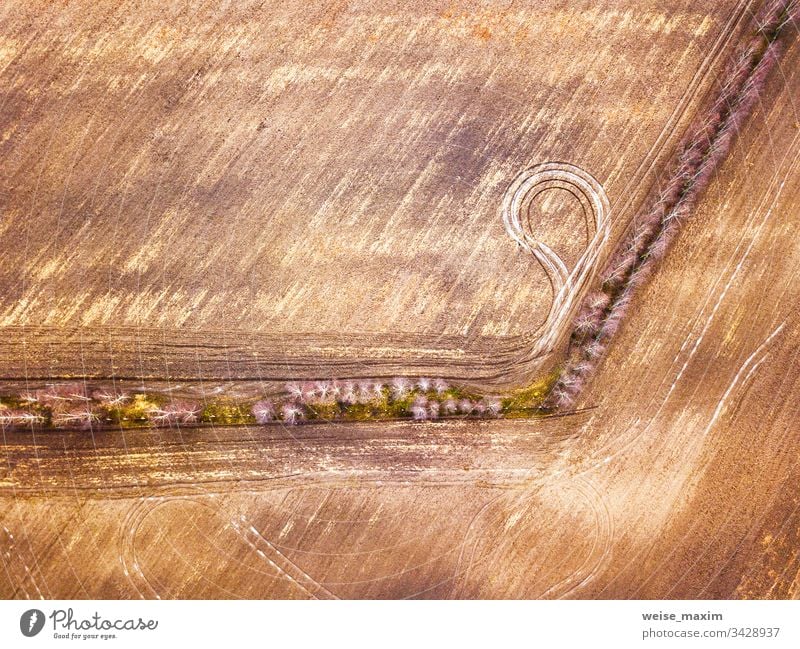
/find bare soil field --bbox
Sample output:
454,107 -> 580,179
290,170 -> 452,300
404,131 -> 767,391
0,0 -> 749,385
2,0 -> 800,599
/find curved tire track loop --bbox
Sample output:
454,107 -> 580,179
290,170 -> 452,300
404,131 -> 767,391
120,492 -> 337,599
450,476 -> 613,598
502,162 -> 611,363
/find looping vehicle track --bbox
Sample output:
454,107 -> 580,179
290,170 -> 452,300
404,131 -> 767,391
501,162 -> 611,361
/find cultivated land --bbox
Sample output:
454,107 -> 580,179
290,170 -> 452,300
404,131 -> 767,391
0,0 -> 746,386
2,0 -> 800,598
